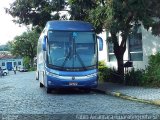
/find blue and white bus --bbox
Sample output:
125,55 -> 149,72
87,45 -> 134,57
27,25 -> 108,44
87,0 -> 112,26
36,20 -> 102,93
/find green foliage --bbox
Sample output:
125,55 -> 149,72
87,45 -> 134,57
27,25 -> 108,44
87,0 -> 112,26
88,0 -> 156,33
141,52 -> 160,87
68,0 -> 97,22
6,0 -> 160,80
143,0 -> 160,36
98,61 -> 123,83
0,44 -> 10,51
98,61 -> 108,83
98,59 -> 160,87
98,60 -> 106,67
5,0 -> 66,27
23,57 -> 36,71
23,56 -> 36,70
125,69 -> 145,86
9,30 -> 39,67
124,52 -> 160,87
23,56 -> 30,69
88,0 -> 160,77
6,0 -> 160,35
29,67 -> 36,71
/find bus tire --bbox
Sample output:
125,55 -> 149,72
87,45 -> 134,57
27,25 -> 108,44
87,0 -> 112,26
46,87 -> 52,94
84,88 -> 91,93
40,82 -> 44,87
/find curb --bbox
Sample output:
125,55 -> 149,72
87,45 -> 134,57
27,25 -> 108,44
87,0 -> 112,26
92,89 -> 160,107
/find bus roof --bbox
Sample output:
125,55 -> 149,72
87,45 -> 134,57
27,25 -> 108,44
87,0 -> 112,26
45,20 -> 95,31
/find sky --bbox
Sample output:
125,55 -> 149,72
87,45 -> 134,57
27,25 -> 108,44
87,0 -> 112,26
0,0 -> 27,45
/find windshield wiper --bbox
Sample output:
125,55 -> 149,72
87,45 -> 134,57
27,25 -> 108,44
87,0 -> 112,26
75,51 -> 87,70
62,47 -> 71,67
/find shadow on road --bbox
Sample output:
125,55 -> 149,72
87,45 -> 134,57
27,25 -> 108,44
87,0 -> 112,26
48,88 -> 92,95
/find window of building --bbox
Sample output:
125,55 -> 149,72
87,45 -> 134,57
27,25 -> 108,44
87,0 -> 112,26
2,62 -> 5,66
129,24 -> 143,61
108,42 -> 116,61
18,61 -> 21,65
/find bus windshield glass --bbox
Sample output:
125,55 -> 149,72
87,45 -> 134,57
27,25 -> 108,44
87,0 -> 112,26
47,31 -> 97,71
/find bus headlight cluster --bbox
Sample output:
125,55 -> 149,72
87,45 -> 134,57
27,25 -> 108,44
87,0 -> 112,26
46,71 -> 97,80
46,71 -> 59,77
87,73 -> 97,78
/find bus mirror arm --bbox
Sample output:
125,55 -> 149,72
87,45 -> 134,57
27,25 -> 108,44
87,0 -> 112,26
97,36 -> 103,51
42,36 -> 47,51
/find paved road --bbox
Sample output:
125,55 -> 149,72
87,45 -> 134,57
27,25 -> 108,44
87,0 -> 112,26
0,71 -> 160,119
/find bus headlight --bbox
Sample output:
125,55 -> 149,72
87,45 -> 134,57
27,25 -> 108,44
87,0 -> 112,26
87,73 -> 97,78
46,71 -> 59,77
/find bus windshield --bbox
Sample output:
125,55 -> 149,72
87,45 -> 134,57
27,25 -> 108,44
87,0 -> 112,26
47,31 -> 97,71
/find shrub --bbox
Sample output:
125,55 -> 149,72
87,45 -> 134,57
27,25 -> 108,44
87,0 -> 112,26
125,68 -> 145,86
98,61 -> 123,83
109,68 -> 124,84
141,52 -> 160,87
29,67 -> 36,71
99,52 -> 160,87
23,56 -> 30,69
98,61 -> 108,83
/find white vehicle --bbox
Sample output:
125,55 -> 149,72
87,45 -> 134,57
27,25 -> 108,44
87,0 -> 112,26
2,69 -> 9,76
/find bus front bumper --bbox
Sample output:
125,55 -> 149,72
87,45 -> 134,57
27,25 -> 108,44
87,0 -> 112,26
46,72 -> 98,88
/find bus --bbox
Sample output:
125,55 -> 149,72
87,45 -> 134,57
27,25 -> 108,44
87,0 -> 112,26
36,20 -> 103,93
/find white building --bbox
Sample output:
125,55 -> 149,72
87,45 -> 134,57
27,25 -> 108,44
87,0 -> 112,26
98,24 -> 160,70
0,51 -> 23,70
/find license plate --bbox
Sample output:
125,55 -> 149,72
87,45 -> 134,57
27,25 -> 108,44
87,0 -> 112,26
69,82 -> 78,86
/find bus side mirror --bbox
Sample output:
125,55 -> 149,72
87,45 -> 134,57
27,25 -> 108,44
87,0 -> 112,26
42,36 -> 47,51
97,36 -> 103,51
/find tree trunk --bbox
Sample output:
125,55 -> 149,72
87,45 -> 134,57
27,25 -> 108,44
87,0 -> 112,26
115,52 -> 124,83
111,32 -> 127,83
30,58 -> 34,68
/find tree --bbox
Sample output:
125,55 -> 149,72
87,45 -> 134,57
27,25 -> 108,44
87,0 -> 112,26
92,0 -> 160,81
68,0 -> 97,20
6,0 -> 160,82
5,0 -> 66,28
0,44 -> 10,51
146,0 -> 160,36
69,0 -> 160,82
68,0 -> 106,33
8,30 -> 39,67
